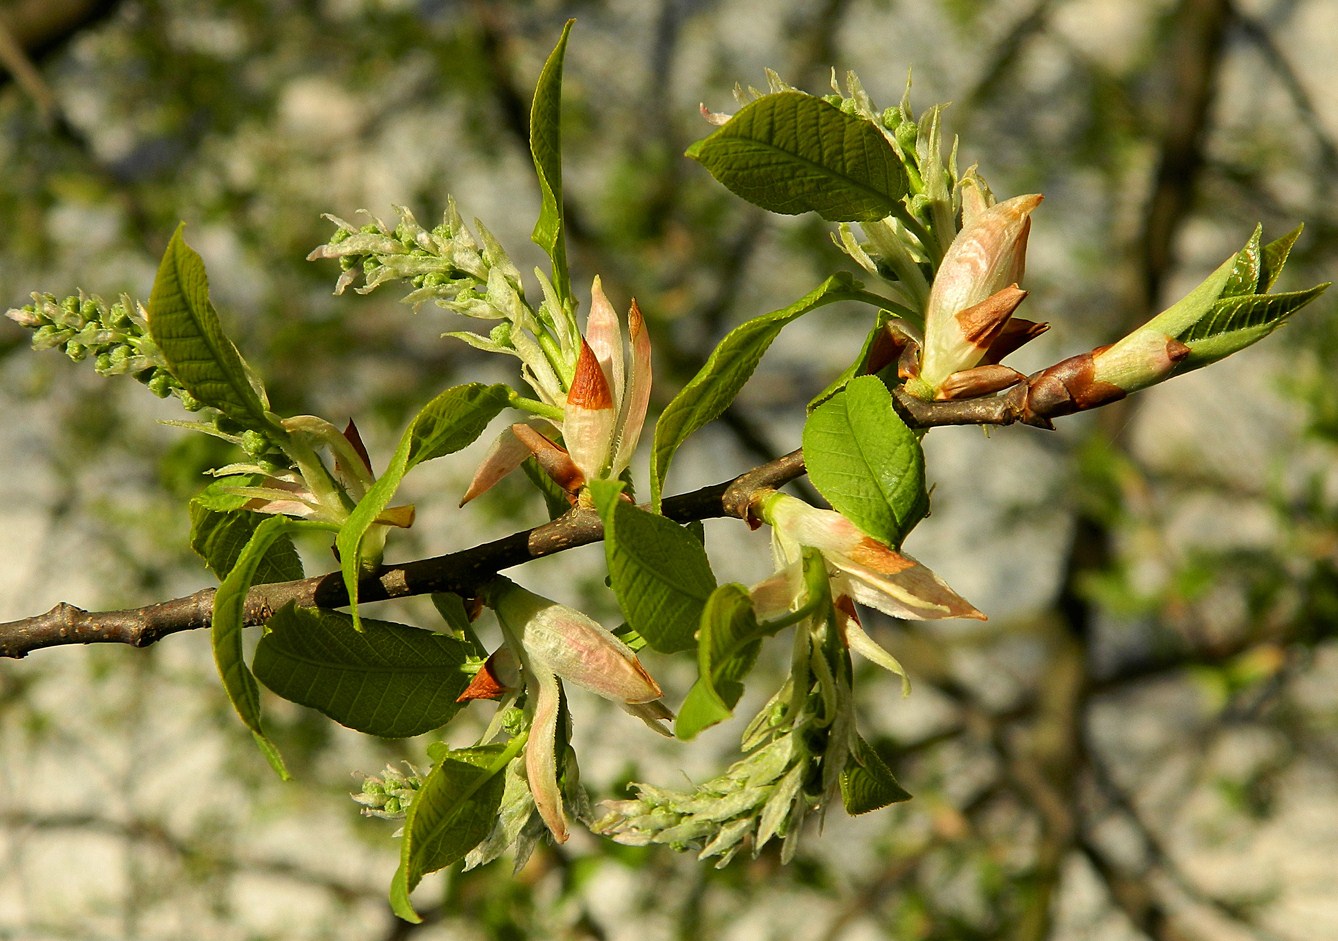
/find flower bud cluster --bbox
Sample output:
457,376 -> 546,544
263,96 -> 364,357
309,202 -> 575,408
594,715 -> 818,865
6,292 -> 199,408
353,763 -> 425,820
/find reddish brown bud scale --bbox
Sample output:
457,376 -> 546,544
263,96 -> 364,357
568,339 -> 614,411
846,538 -> 917,574
342,419 -> 374,475
981,318 -> 1049,366
1024,351 -> 1127,420
954,284 -> 1028,349
511,423 -> 585,496
456,662 -> 510,702
935,364 -> 1025,401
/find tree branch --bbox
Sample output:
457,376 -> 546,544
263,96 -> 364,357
0,366 -> 1158,661
0,445 -> 810,659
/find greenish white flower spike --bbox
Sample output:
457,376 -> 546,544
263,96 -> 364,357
308,203 -> 579,407
5,291 -> 197,406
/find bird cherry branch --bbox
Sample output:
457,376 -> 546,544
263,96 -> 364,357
0,383 -> 1052,660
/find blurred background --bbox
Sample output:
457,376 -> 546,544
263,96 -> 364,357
1,0 -> 1336,939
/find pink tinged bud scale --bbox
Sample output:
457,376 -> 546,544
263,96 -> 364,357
610,300 -> 652,478
919,194 -> 1043,391
586,277 -> 625,415
526,668 -> 569,843
764,494 -> 985,622
459,425 -> 539,507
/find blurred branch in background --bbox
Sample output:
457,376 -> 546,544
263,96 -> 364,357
0,1 -> 1335,940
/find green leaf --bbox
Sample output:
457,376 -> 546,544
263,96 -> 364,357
337,383 -> 511,628
677,584 -> 778,740
1219,225 -> 1263,298
529,19 -> 575,307
1138,249 -> 1240,338
590,479 -> 717,654
390,745 -> 509,923
651,273 -> 857,508
803,375 -> 927,547
212,515 -> 339,779
1260,225 -> 1304,292
253,605 -> 473,738
808,308 -> 895,410
189,478 -> 303,582
1177,284 -> 1329,370
839,734 -> 911,815
686,92 -> 908,222
146,224 -> 282,438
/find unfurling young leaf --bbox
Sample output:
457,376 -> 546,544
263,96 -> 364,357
590,479 -> 716,654
840,733 -> 912,815
677,583 -> 776,740
189,477 -> 304,583
687,92 -> 908,221
389,744 -> 512,923
146,225 -> 284,441
337,383 -> 511,628
529,19 -> 575,309
803,375 -> 928,548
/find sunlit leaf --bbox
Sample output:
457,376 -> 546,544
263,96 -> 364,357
803,375 -> 927,547
590,479 -> 716,654
146,224 -> 282,438
687,92 -> 908,221
390,745 -> 509,922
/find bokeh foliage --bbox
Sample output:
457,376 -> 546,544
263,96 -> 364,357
2,1 -> 1336,939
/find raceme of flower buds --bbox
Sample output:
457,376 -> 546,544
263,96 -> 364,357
5,291 -> 196,406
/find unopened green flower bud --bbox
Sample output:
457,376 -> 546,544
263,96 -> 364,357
240,430 -> 270,457
31,324 -> 67,349
881,106 -> 902,130
147,372 -> 174,397
894,120 -> 918,155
